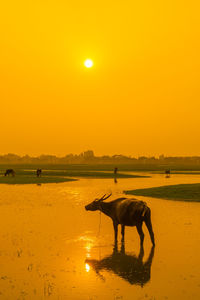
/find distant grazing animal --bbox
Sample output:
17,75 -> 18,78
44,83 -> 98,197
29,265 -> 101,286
85,194 -> 155,246
86,243 -> 154,286
4,169 -> 15,177
36,169 -> 42,177
165,169 -> 171,178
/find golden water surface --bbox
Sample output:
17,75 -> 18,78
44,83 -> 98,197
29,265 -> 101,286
0,174 -> 200,299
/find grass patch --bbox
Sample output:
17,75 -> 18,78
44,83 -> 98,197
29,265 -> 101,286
0,176 -> 76,185
125,183 -> 200,202
45,171 -> 148,178
0,169 -> 149,185
0,169 -> 149,179
150,171 -> 200,175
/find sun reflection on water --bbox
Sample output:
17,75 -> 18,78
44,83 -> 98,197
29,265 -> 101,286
85,263 -> 90,272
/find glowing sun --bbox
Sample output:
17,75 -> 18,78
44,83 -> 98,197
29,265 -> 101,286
84,59 -> 93,68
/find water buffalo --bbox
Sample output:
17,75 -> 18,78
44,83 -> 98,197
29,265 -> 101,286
4,169 -> 15,177
165,169 -> 171,178
85,194 -> 155,246
36,169 -> 42,177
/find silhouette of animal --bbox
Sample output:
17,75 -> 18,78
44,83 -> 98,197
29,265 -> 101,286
85,194 -> 155,245
86,243 -> 154,286
36,169 -> 42,177
165,169 -> 171,178
4,169 -> 15,177
114,167 -> 118,175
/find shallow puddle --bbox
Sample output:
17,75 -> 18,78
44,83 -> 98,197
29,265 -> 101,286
0,174 -> 200,299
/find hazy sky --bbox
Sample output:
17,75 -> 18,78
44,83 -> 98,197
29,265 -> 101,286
1,1 -> 200,156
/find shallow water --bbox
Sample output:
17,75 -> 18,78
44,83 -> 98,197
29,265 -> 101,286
0,174 -> 200,299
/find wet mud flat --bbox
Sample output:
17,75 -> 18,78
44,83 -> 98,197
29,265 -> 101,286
0,174 -> 200,299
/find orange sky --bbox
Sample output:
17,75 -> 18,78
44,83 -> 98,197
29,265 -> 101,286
0,1 -> 200,157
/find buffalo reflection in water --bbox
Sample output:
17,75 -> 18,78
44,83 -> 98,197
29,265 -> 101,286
85,243 -> 154,286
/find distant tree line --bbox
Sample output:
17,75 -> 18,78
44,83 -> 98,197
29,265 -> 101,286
0,151 -> 200,165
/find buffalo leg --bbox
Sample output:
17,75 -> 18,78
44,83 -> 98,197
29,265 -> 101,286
121,225 -> 125,242
144,211 -> 155,246
145,219 -> 155,246
138,243 -> 144,261
113,221 -> 118,243
136,223 -> 144,245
